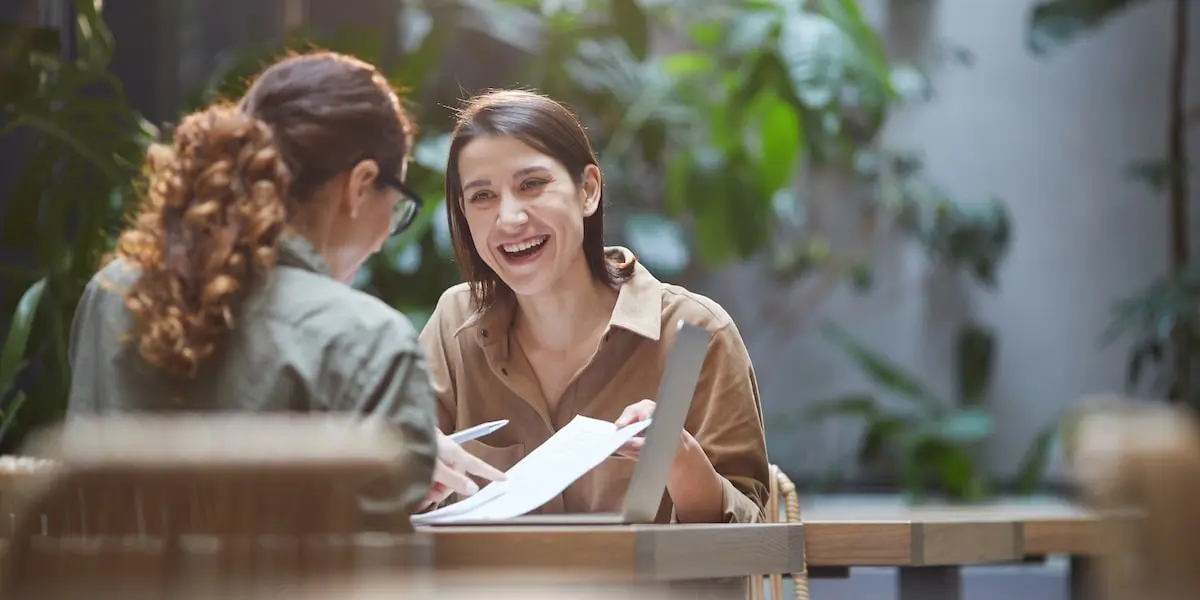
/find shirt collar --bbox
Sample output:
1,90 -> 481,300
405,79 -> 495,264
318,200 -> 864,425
453,246 -> 663,347
275,234 -> 333,277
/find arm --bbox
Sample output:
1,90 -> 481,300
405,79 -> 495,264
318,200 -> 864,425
672,321 -> 770,524
332,319 -> 440,513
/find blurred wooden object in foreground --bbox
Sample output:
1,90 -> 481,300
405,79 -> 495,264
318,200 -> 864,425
1069,401 -> 1200,600
0,414 -> 432,600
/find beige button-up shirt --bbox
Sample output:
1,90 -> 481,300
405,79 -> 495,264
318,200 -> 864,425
420,248 -> 770,523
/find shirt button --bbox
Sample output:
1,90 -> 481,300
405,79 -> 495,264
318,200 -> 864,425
481,328 -> 489,338
501,367 -> 508,376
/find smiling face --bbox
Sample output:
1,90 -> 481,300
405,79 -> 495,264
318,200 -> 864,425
456,135 -> 601,297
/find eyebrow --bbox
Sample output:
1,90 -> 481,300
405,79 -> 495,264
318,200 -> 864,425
462,166 -> 551,192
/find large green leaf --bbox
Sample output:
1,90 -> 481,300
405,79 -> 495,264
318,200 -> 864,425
820,320 -> 945,414
0,279 -> 47,391
814,0 -> 893,96
611,0 -> 650,60
72,0 -> 117,69
777,11 -> 847,110
1026,0 -> 1148,57
750,89 -> 803,196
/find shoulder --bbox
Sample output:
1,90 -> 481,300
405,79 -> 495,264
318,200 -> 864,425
422,283 -> 477,339
659,281 -> 735,333
257,267 -> 421,356
90,258 -> 141,295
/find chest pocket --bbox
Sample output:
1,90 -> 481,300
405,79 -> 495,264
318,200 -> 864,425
461,441 -> 525,475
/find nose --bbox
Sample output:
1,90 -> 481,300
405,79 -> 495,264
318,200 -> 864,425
496,191 -> 527,228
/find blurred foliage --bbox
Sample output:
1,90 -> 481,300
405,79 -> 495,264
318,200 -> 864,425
191,0 -> 1012,300
795,320 -> 1055,502
0,0 -> 158,450
1029,0 -> 1198,409
0,0 -> 1014,461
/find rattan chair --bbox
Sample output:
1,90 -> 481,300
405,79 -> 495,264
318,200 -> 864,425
749,464 -> 810,600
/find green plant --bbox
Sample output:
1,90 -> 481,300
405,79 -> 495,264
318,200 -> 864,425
0,0 -> 158,450
513,0 -> 1012,287
192,0 -> 1012,312
1028,0 -> 1196,406
797,320 -> 1053,501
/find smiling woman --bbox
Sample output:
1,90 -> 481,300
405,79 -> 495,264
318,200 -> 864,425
421,89 -> 771,524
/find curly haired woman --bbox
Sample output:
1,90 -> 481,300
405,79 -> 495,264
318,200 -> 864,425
66,51 -> 502,510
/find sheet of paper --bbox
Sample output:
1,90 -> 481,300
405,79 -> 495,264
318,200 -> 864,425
411,415 -> 651,525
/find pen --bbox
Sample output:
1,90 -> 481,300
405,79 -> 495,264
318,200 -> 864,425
448,419 -> 509,445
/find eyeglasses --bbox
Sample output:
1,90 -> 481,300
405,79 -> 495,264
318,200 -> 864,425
376,171 -> 424,237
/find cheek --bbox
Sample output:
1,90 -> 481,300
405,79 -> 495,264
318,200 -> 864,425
463,211 -> 493,255
365,196 -> 393,241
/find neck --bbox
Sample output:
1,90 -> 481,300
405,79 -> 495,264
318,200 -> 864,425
513,257 -> 617,353
288,207 -> 345,280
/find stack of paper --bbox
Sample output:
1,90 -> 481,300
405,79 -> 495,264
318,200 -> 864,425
411,415 -> 652,525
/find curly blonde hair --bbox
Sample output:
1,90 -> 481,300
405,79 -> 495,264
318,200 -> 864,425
116,104 -> 291,379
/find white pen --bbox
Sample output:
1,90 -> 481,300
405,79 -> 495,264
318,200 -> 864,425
448,419 -> 509,445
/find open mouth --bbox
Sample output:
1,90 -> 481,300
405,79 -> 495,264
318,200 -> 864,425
499,235 -> 549,263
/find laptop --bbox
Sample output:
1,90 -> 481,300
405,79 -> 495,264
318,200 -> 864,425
427,319 -> 712,526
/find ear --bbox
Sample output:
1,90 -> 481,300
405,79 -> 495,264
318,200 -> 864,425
580,164 -> 602,217
344,159 -> 381,218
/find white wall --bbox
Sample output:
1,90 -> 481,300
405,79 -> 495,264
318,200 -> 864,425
689,0 -> 1200,481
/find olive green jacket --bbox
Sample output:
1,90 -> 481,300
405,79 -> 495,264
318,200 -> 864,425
67,235 -> 438,509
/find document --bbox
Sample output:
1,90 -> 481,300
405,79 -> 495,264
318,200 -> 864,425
411,415 -> 652,525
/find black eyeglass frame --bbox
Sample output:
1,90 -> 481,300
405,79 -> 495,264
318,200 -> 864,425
377,171 -> 424,237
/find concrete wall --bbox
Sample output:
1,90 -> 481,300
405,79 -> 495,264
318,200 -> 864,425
689,0 -> 1200,482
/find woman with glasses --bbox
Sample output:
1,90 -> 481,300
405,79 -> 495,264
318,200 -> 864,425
66,51 -> 502,511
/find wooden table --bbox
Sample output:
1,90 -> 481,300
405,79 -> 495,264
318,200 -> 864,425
428,522 -> 805,583
801,495 -> 1106,600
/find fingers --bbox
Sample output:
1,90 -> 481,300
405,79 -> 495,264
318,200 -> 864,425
614,437 -> 644,459
433,460 -> 480,497
459,452 -> 507,482
615,399 -> 655,427
436,433 -> 507,483
425,481 -> 451,504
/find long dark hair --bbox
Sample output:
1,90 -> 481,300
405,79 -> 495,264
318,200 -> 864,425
445,89 -> 633,311
116,51 -> 414,379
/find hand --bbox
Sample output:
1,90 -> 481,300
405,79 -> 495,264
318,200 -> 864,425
423,431 -> 506,507
613,399 -> 703,462
614,399 -> 656,460
614,399 -> 724,523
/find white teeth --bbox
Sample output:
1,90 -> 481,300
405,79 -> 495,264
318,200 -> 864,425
502,236 -> 548,254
